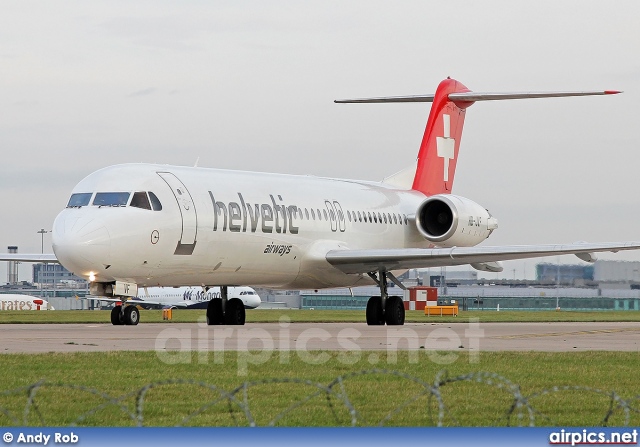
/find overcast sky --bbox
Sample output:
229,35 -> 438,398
1,1 -> 639,282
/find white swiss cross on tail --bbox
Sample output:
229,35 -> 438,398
436,114 -> 455,182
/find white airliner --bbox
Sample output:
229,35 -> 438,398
0,294 -> 54,311
86,286 -> 260,325
135,286 -> 261,310
2,78 -> 639,326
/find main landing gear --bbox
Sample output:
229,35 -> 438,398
206,286 -> 246,325
110,304 -> 140,326
366,270 -> 405,326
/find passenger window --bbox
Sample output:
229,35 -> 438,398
130,192 -> 152,210
311,209 -> 316,220
148,192 -> 163,211
93,192 -> 130,207
305,209 -> 309,220
67,193 -> 92,208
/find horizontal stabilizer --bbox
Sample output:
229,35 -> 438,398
335,90 -> 620,104
449,90 -> 621,102
335,95 -> 435,103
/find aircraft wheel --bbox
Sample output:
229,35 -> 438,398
110,306 -> 124,325
366,296 -> 385,325
224,298 -> 246,325
124,306 -> 140,326
206,298 -> 224,325
385,296 -> 405,326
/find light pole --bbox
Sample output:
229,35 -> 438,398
36,229 -> 50,297
37,229 -> 48,254
556,257 -> 560,311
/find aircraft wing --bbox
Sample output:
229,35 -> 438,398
136,300 -> 190,309
326,241 -> 640,274
81,296 -> 129,305
0,253 -> 58,263
81,296 -> 190,309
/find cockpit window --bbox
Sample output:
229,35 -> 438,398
93,192 -> 130,207
130,191 -> 152,210
148,192 -> 162,211
67,193 -> 92,208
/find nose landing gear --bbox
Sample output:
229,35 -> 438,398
110,304 -> 140,325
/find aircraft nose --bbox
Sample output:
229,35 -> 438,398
52,212 -> 111,276
247,295 -> 262,309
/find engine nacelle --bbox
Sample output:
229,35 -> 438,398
415,194 -> 498,247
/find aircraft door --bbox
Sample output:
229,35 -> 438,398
157,172 -> 198,255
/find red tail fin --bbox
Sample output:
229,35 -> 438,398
412,78 -> 473,195
335,79 -> 619,195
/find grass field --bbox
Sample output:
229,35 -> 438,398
1,308 -> 639,324
0,351 -> 638,427
1,309 -> 638,427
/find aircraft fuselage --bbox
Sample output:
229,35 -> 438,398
52,163 -> 492,290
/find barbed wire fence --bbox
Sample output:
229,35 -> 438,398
1,370 -> 638,427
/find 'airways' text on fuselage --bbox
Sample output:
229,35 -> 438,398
209,192 -> 299,234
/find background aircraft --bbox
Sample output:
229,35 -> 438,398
133,286 -> 261,309
0,294 -> 54,311
85,286 -> 260,309
2,78 -> 639,327
84,286 -> 260,325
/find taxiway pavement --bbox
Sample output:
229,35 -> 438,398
1,322 -> 638,353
